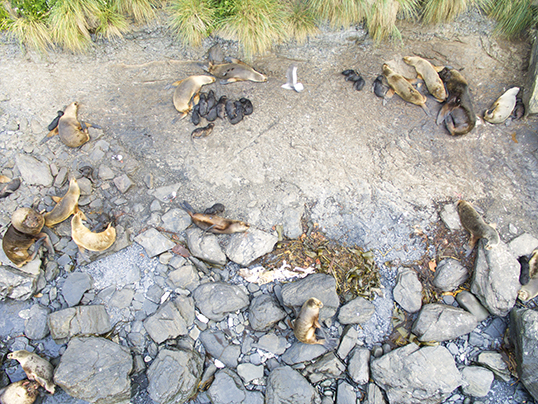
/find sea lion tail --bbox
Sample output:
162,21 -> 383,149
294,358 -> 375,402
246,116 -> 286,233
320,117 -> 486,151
198,62 -> 210,73
436,103 -> 453,125
421,103 -> 430,116
180,201 -> 194,214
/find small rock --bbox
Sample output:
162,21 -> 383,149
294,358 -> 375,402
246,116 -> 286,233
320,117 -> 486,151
77,177 -> 92,195
266,366 -> 321,404
98,165 -> 115,181
193,282 -> 249,321
282,207 -> 304,239
461,366 -> 494,397
186,228 -> 227,265
281,342 -> 328,365
304,352 -> 346,383
199,330 -> 241,368
337,326 -> 358,359
347,347 -> 370,385
412,303 -> 478,342
168,264 -> 200,292
455,291 -> 490,322
477,351 -> 511,382
508,233 -> 538,258
393,268 -> 423,313
433,259 -> 468,292
24,304 -> 50,340
338,297 -> 375,325
255,333 -> 288,355
15,154 -> 53,186
143,297 -> 194,344
62,272 -> 92,307
113,174 -> 134,193
225,228 -> 278,266
237,363 -> 264,383
134,228 -> 175,258
48,305 -> 112,340
160,208 -> 191,233
336,381 -> 356,404
249,294 -> 287,332
208,369 -> 248,404
439,203 -> 461,231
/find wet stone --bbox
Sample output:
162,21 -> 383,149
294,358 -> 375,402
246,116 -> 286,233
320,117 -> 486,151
160,208 -> 191,233
15,154 -> 53,186
186,227 -> 227,265
393,268 -> 423,313
134,228 -> 175,258
412,303 -> 479,342
225,228 -> 278,266
347,347 -> 370,385
62,272 -> 93,307
24,304 -> 50,340
48,305 -> 112,340
338,296 -> 375,325
199,329 -> 241,368
461,366 -> 494,397
113,174 -> 134,193
433,259 -> 468,292
193,282 -> 249,321
248,294 -> 287,331
266,366 -> 321,404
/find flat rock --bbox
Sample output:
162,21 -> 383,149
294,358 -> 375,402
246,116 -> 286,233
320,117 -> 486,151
193,282 -> 249,321
455,291 -> 490,322
304,352 -> 345,383
347,347 -> 370,385
477,351 -> 511,382
150,183 -> 180,203
24,303 -> 50,340
337,381 -> 356,404
266,366 -> 321,404
98,165 -> 115,180
225,228 -> 278,266
167,264 -> 200,291
433,259 -> 468,292
134,228 -> 175,258
508,233 -> 538,257
113,174 -> 134,193
48,305 -> 112,340
393,268 -> 423,313
208,369 -> 248,404
248,294 -> 286,331
510,308 -> 538,401
337,326 -> 358,359
439,203 -> 461,231
237,363 -> 264,383
61,272 -> 93,307
461,366 -> 494,397
160,208 -> 191,233
281,342 -> 328,365
15,154 -> 53,186
338,296 -> 375,325
186,228 -> 227,265
282,206 -> 304,239
0,265 -> 40,301
412,303 -> 478,342
143,296 -> 194,344
255,333 -> 288,355
366,383 -> 387,404
199,329 -> 241,368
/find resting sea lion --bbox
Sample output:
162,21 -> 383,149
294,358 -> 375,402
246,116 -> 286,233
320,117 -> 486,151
71,211 -> 116,253
216,96 -> 227,119
484,87 -> 520,124
204,203 -> 225,215
46,102 -> 95,148
0,380 -> 40,404
180,201 -> 249,234
7,350 -> 55,394
191,104 -> 201,125
0,177 -> 21,199
512,95 -> 525,120
44,178 -> 80,227
456,200 -> 499,250
191,123 -> 214,139
437,68 -> 476,136
225,100 -> 244,125
172,75 -> 216,119
382,64 -> 429,114
206,58 -> 267,84
293,297 -> 326,345
373,75 -> 390,103
239,98 -> 253,115
529,249 -> 538,278
206,105 -> 218,122
403,56 -> 446,102
519,278 -> 538,302
2,208 -> 54,268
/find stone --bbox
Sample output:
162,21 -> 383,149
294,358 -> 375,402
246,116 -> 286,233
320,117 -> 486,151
108,288 -> 135,309
237,363 -> 264,383
193,282 -> 249,321
281,342 -> 328,365
168,264 -> 200,291
460,366 -> 494,397
160,208 -> 191,233
143,297 -> 194,344
98,165 -> 115,180
337,326 -> 358,359
266,366 -> 321,404
150,183 -> 180,203
54,167 -> 68,187
134,228 -> 175,258
455,291 -> 490,322
225,228 -> 278,266
0,265 -> 40,301
186,228 -> 227,265
77,177 -> 92,195
61,272 -> 93,307
199,330 -> 241,368
255,333 -> 288,355
15,154 -> 53,186
113,174 -> 134,193
282,206 -> 304,239
248,294 -> 287,331
477,351 -> 511,382
54,337 -> 132,404
304,352 -> 346,383
24,304 -> 50,340
337,381 -> 356,404
338,296 -> 375,325
510,308 -> 538,401
433,259 -> 468,292
508,233 -> 538,257
347,347 -> 370,385
412,303 -> 478,342
147,348 -> 203,404
208,369 -> 248,403
48,305 -> 112,340
393,268 -> 423,313
366,383 -> 387,404
439,203 -> 461,231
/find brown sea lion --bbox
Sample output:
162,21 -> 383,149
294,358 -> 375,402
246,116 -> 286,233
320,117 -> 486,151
0,177 -> 21,199
172,75 -> 216,119
382,64 -> 429,114
293,297 -> 326,345
456,200 -> 500,250
2,208 -> 54,268
191,123 -> 214,139
180,201 -> 249,234
437,68 -> 476,136
7,350 -> 55,394
0,380 -> 40,404
403,56 -> 446,102
484,87 -> 520,124
44,178 -> 80,227
71,211 -> 116,253
45,102 -> 95,148
206,58 -> 267,84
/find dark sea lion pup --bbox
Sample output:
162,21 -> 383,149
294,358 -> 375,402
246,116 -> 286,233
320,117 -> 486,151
180,201 -> 249,234
437,68 -> 476,136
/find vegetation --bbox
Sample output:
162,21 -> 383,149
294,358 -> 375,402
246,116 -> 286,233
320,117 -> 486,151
0,0 -> 536,54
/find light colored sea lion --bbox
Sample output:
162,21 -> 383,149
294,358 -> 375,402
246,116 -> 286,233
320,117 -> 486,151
437,68 -> 476,136
456,200 -> 500,250
44,178 -> 80,227
529,249 -> 538,278
403,56 -> 446,102
46,102 -> 95,148
519,277 -> 538,301
7,350 -> 55,394
0,380 -> 40,404
0,177 -> 21,199
71,211 -> 116,252
484,87 -> 520,124
2,208 -> 54,268
382,64 -> 429,114
206,58 -> 267,84
172,75 -> 216,119
180,201 -> 249,234
293,297 -> 326,345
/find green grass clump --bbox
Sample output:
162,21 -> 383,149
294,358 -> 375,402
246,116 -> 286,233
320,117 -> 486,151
422,0 -> 490,25
168,0 -> 214,46
286,0 -> 319,44
366,0 -> 418,42
113,0 -> 158,23
1,0 -> 51,50
95,2 -> 129,40
307,0 -> 366,29
487,0 -> 536,38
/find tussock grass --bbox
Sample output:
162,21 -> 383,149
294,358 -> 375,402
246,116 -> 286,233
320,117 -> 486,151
286,0 -> 319,44
366,0 -> 418,42
1,0 -> 51,50
113,0 -> 158,23
95,2 -> 128,40
487,0 -> 536,38
307,0 -> 366,29
168,0 -> 214,46
422,0 -> 490,25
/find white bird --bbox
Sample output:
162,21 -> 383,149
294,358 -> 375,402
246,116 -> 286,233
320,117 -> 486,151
282,65 -> 304,92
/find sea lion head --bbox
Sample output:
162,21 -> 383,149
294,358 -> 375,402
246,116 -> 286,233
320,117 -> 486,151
63,101 -> 79,118
7,350 -> 31,361
228,221 -> 250,233
11,208 -> 44,235
305,297 -> 323,310
381,64 -> 391,76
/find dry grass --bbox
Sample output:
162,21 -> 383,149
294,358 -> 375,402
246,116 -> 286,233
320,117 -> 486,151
308,0 -> 366,29
366,0 -> 418,42
286,0 -> 319,44
113,0 -> 158,23
487,0 -> 535,38
95,2 -> 129,40
422,0 -> 491,24
1,0 -> 51,51
168,0 -> 214,46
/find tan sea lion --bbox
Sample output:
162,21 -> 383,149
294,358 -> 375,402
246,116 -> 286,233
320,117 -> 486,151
0,380 -> 40,404
518,249 -> 538,301
529,249 -> 538,278
71,211 -> 116,252
437,68 -> 476,136
456,200 -> 500,250
2,208 -> 54,268
403,56 -> 446,102
7,350 -> 55,394
206,58 -> 267,84
180,201 -> 249,234
44,178 -> 80,227
293,297 -> 326,345
172,75 -> 216,119
45,102 -> 95,148
382,64 -> 429,114
484,87 -> 520,124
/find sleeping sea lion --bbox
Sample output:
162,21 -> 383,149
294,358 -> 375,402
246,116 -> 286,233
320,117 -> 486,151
0,177 -> 21,199
437,68 -> 476,136
71,211 -> 116,253
382,64 -> 429,114
191,104 -> 201,125
172,75 -> 216,119
225,100 -> 244,125
180,201 -> 249,234
0,380 -> 40,404
204,203 -> 225,215
191,123 -> 214,139
373,75 -> 390,104
512,95 -> 525,120
518,278 -> 538,302
216,96 -> 228,119
293,297 -> 326,345
206,58 -> 267,84
45,102 -> 95,148
7,350 -> 55,394
2,208 -> 54,268
456,200 -> 500,250
403,56 -> 446,102
484,87 -> 520,124
44,178 -> 80,227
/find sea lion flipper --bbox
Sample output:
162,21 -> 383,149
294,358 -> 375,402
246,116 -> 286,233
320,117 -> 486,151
41,128 -> 59,144
180,201 -> 194,214
385,88 -> 395,99
51,196 -> 62,203
219,78 -> 239,85
436,103 -> 454,125
421,103 -> 430,116
171,79 -> 185,87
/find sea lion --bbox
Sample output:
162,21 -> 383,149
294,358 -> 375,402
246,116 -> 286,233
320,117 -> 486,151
437,68 -> 476,136
71,211 -> 116,253
180,201 -> 249,234
373,75 -> 390,104
456,200 -> 500,250
191,123 -> 215,139
225,100 -> 244,125
47,110 -> 64,131
206,105 -> 218,122
47,102 -> 95,148
0,177 -> 21,199
191,104 -> 201,125
198,92 -> 209,117
484,87 -> 520,124
208,44 -> 224,64
44,178 -> 80,227
0,380 -> 40,404
206,58 -> 267,84
529,249 -> 538,278
204,203 -> 225,215
172,75 -> 216,119
403,56 -> 446,102
2,208 -> 54,268
7,350 -> 55,394
512,95 -> 525,120
293,297 -> 326,345
382,64 -> 429,114
239,98 -> 253,115
519,277 -> 538,301
216,96 -> 227,119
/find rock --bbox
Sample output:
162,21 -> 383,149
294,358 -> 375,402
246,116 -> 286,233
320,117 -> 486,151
281,342 -> 328,365
460,366 -> 494,397
393,268 -> 423,313
225,228 -> 278,266
337,326 -> 358,359
433,259 -> 468,292
199,330 -> 241,368
48,305 -> 112,340
208,369 -> 248,403
160,208 -> 191,233
150,183 -> 180,203
255,333 -> 288,355
347,347 -> 370,385
15,154 -> 53,186
24,304 -> 50,340
109,288 -> 135,309
54,337 -> 132,404
186,228 -> 227,265
526,38 -> 538,114
510,308 -> 538,401
54,167 -> 68,187
337,381 -> 356,404
508,233 -> 538,257
366,382 -> 387,404
282,206 -> 304,239
134,228 -> 175,258
455,291 -> 490,322
62,272 -> 93,307
370,344 -> 463,404
477,351 -> 511,382
147,348 -> 203,404
143,296 -> 194,344
281,274 -> 339,321
77,177 -> 92,195
338,296 -> 375,325
113,174 -> 134,193
248,294 -> 286,331
412,303 -> 478,342
237,363 -> 264,383
471,240 -> 520,317
167,264 -> 200,291
98,165 -> 115,180
0,265 -> 40,301
266,366 -> 321,404
193,282 -> 249,321
440,203 -> 461,231
304,352 -> 345,383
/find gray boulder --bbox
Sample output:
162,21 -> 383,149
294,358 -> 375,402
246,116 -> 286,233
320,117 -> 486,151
338,296 -> 375,325
367,383 -> 387,404
147,348 -> 203,404
48,305 -> 111,340
255,333 -> 288,355
337,326 -> 358,359
439,203 -> 461,231
186,228 -> 227,265
193,282 -> 249,321
266,366 -> 321,404
62,272 -> 92,307
225,228 -> 278,266
282,206 -> 304,239
455,291 -> 490,322
510,308 -> 538,401
281,342 -> 328,365
143,296 -> 194,344
167,264 -> 200,291
304,352 -> 345,383
508,233 -> 538,257
207,369 -> 248,404
337,381 -> 356,404
477,351 -> 511,382
393,268 -> 423,313
54,337 -> 132,404
134,228 -> 175,258
347,347 -> 370,385
16,154 -> 53,186
412,303 -> 478,342
0,265 -> 41,301
460,366 -> 494,397
160,208 -> 191,233
248,294 -> 286,331
199,330 -> 241,368
24,304 -> 50,340
433,259 -> 468,292
370,344 -> 463,404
